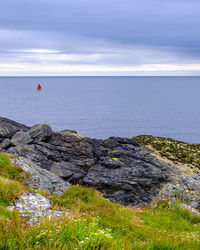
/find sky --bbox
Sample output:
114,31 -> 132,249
1,0 -> 200,76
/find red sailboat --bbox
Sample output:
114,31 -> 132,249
37,84 -> 42,91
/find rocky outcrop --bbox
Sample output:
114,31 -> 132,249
0,117 -> 195,206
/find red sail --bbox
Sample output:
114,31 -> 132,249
37,84 -> 42,90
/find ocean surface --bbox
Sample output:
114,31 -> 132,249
0,76 -> 200,143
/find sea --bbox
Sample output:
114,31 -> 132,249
0,76 -> 200,143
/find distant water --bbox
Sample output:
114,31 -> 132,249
0,76 -> 200,143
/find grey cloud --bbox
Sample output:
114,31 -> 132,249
1,0 -> 200,48
0,0 -> 200,75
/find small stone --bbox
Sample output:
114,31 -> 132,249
8,192 -> 68,224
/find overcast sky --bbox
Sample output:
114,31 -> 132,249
1,0 -> 200,76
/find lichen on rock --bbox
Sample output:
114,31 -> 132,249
8,192 -> 68,224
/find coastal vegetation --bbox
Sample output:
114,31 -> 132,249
0,153 -> 200,249
133,135 -> 200,168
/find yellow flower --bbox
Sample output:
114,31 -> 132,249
185,189 -> 189,193
176,184 -> 180,187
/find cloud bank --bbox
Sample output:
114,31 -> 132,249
1,0 -> 200,75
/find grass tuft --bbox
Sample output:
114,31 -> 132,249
0,176 -> 25,206
0,153 -> 25,181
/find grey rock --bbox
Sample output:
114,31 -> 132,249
0,117 -> 29,141
35,144 -> 60,159
50,162 -> 74,179
10,157 -> 70,195
28,124 -> 52,142
11,131 -> 33,146
8,192 -> 68,224
71,158 -> 96,168
8,144 -> 36,155
10,192 -> 51,213
0,138 -> 11,149
158,173 -> 200,209
100,156 -> 126,169
68,173 -> 86,183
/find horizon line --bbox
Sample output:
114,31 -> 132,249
0,75 -> 200,78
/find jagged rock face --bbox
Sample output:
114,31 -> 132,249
0,117 -> 179,206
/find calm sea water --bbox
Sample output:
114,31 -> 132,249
0,76 -> 200,143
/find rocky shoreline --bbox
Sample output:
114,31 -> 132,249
1,117 -> 200,209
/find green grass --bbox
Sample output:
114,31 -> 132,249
0,153 -> 200,249
0,176 -> 25,206
0,153 -> 26,206
141,203 -> 200,232
0,153 -> 26,181
133,135 -> 200,168
50,185 -> 200,249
